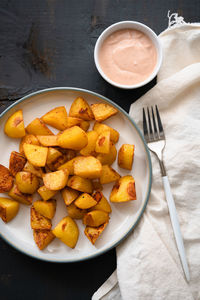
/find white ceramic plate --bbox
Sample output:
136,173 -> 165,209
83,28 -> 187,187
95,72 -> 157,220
0,87 -> 152,263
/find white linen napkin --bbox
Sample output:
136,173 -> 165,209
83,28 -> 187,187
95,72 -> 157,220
92,14 -> 200,300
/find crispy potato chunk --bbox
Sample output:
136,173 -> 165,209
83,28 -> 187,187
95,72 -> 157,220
91,191 -> 112,213
66,202 -> 86,219
84,222 -> 108,245
46,147 -> 62,164
23,144 -> 48,167
37,185 -> 57,201
23,161 -> 43,178
0,164 -> 14,193
41,106 -> 68,130
74,193 -> 97,209
57,156 -> 81,175
93,122 -> 119,144
83,210 -> 109,227
61,187 -> 79,206
33,229 -> 55,250
118,144 -> 135,170
65,117 -> 90,132
91,103 -> 118,122
57,126 -> 88,150
36,135 -> 58,147
43,169 -> 69,191
8,183 -> 32,205
33,199 -> 56,219
95,131 -> 110,154
31,206 -> 52,230
48,149 -> 76,171
4,110 -> 25,138
52,216 -> 79,248
99,165 -> 120,184
15,171 -> 39,194
110,175 -> 136,202
80,131 -> 99,156
9,151 -> 27,176
92,179 -> 103,191
67,176 -> 93,193
96,142 -> 117,165
0,197 -> 19,223
19,134 -> 40,154
26,118 -> 53,135
74,156 -> 102,179
69,97 -> 94,121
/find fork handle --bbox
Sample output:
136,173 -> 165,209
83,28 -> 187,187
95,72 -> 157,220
162,176 -> 190,282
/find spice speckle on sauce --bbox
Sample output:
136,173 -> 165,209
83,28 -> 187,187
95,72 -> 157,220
99,29 -> 157,85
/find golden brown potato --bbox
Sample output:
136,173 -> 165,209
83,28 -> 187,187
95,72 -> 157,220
91,191 -> 112,213
31,206 -> 52,230
95,131 -> 110,154
23,144 -> 48,167
33,229 -> 55,250
74,193 -> 97,209
48,149 -> 76,171
4,110 -> 26,138
92,179 -> 103,191
57,126 -> 88,150
83,210 -> 109,227
84,222 -> 108,245
36,135 -> 58,147
9,151 -> 27,176
65,117 -> 90,132
0,164 -> 14,193
61,187 -> 79,206
110,175 -> 136,202
80,131 -> 99,156
96,142 -> 117,165
99,165 -> 120,184
43,169 -> 69,191
91,103 -> 118,122
15,171 -> 39,194
23,161 -> 44,178
8,183 -> 32,205
37,185 -> 57,201
26,118 -> 53,135
67,176 -> 93,194
33,199 -> 56,219
79,120 -> 90,132
93,122 -> 119,144
0,197 -> 19,223
74,156 -> 102,179
57,156 -> 80,175
19,134 -> 40,154
52,216 -> 79,248
66,202 -> 86,219
69,97 -> 94,121
118,144 -> 135,170
41,106 -> 68,130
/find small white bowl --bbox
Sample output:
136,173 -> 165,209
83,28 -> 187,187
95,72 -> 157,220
94,21 -> 163,89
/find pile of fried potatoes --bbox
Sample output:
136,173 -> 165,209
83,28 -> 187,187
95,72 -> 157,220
0,97 -> 136,250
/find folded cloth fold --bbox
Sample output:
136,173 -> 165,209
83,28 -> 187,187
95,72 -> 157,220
92,20 -> 200,300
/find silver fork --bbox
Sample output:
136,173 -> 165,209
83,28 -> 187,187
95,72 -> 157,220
143,105 -> 190,282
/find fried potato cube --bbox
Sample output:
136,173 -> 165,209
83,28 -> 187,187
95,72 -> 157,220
84,222 -> 108,245
43,169 -> 69,191
69,97 -> 94,121
33,199 -> 56,219
26,118 -> 53,135
80,131 -> 99,156
67,176 -> 93,193
0,164 -> 14,193
57,126 -> 88,150
99,165 -> 120,184
92,179 -> 103,191
74,193 -> 97,209
52,216 -> 79,248
95,131 -> 110,154
57,156 -> 81,175
61,187 -> 79,206
91,103 -> 118,122
9,151 -> 27,176
23,161 -> 44,178
110,175 -> 136,202
31,206 -> 52,230
66,202 -> 86,219
118,144 -> 135,170
96,142 -> 117,165
74,156 -> 102,179
93,122 -> 119,144
23,144 -> 48,167
33,229 -> 55,250
79,120 -> 90,132
19,134 -> 40,154
36,135 -> 58,147
37,185 -> 57,201
8,183 -> 32,205
91,191 -> 112,213
0,197 -> 19,223
46,147 -> 62,164
65,117 -> 90,132
4,110 -> 25,138
15,171 -> 39,194
41,106 -> 68,130
83,210 -> 109,227
48,149 -> 76,171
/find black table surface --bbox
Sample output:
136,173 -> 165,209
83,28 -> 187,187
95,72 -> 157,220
0,1 -> 198,299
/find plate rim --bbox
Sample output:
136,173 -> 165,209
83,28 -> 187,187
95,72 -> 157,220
0,87 -> 152,263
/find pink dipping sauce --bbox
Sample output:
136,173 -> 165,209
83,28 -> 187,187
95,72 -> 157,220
99,29 -> 157,86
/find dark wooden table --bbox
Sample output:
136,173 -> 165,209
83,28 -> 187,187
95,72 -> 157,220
0,1 -> 198,299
